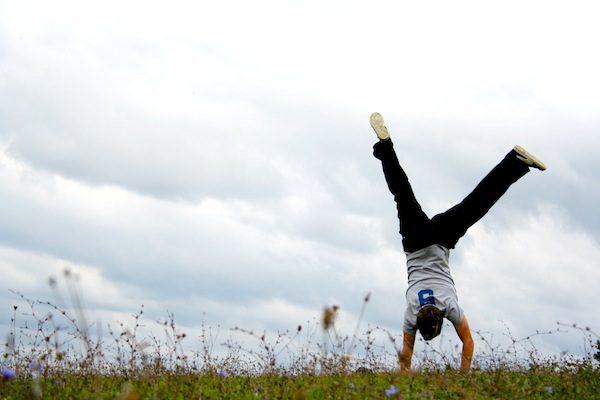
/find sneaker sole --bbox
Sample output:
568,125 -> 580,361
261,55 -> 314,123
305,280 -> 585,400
369,112 -> 390,140
514,145 -> 546,171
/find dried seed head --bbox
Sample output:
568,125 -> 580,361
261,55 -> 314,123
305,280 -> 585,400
322,306 -> 338,330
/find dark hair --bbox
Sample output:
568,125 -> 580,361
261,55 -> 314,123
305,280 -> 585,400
416,305 -> 444,341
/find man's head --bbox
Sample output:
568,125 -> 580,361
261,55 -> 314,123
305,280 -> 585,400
416,305 -> 443,341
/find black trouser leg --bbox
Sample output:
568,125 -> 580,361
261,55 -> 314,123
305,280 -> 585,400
430,149 -> 530,249
374,140 -> 435,252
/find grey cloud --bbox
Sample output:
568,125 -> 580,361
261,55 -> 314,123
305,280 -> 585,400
2,0 -> 600,362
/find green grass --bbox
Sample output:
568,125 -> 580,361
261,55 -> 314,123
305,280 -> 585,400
1,364 -> 600,399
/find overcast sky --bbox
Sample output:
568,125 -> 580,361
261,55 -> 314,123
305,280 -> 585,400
1,0 -> 600,366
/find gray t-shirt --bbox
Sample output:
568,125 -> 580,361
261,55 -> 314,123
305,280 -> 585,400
403,244 -> 464,335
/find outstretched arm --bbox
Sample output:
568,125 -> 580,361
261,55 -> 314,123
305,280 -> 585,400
455,315 -> 474,373
399,331 -> 416,371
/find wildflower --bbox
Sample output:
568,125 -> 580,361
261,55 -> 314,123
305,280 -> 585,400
2,367 -> 16,380
322,305 -> 338,330
29,361 -> 42,373
349,383 -> 355,389
545,386 -> 554,394
385,384 -> 399,397
219,370 -> 229,378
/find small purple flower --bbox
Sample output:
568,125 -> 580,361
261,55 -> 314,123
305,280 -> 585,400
2,367 -> 16,380
385,384 -> 399,397
218,370 -> 229,378
29,361 -> 42,373
545,386 -> 554,394
349,382 -> 355,389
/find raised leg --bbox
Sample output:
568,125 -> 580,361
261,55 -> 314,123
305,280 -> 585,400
431,148 -> 539,249
374,140 -> 434,252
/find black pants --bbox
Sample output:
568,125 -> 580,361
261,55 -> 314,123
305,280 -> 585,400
374,140 -> 530,253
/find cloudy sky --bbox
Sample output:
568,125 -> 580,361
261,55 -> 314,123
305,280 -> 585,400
1,0 -> 599,365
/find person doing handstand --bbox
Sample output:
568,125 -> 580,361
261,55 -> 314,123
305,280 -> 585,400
369,112 -> 546,373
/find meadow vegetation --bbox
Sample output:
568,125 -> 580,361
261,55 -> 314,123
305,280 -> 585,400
1,272 -> 599,399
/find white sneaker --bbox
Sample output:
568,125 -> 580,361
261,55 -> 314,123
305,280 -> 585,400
369,112 -> 390,140
514,145 -> 546,171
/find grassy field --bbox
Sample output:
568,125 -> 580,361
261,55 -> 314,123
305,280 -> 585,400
2,286 -> 599,399
1,361 -> 599,399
